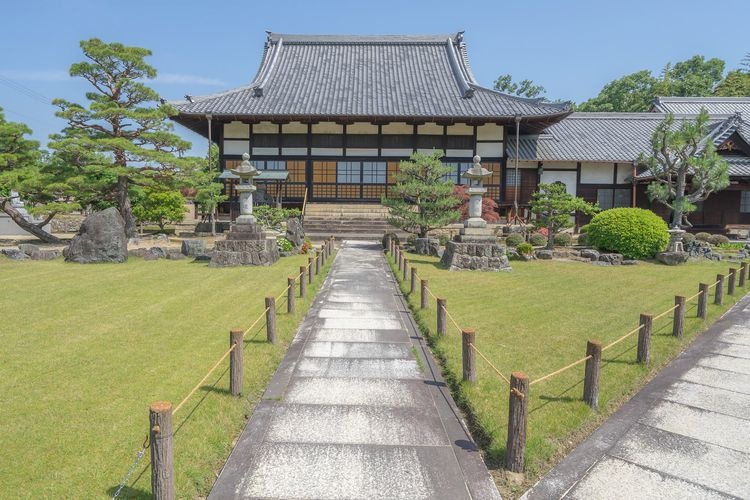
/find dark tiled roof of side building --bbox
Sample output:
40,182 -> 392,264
170,32 -> 571,130
651,96 -> 750,116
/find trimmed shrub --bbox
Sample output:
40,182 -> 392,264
517,242 -> 534,255
681,232 -> 696,244
276,237 -> 294,253
529,232 -> 547,247
695,232 -> 711,242
554,233 -> 573,247
577,233 -> 589,246
505,233 -> 524,247
382,232 -> 400,249
708,234 -> 730,246
587,208 -> 669,259
579,224 -> 590,234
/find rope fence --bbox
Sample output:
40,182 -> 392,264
385,239 -> 748,474
112,237 -> 337,499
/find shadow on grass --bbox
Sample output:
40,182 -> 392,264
106,485 -> 151,499
405,255 -> 445,270
530,379 -> 584,414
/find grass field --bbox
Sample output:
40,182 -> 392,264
390,252 -> 744,497
0,254 -> 331,499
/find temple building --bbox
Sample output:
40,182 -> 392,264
171,33 -> 750,235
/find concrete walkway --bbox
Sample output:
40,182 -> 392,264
210,241 -> 500,499
524,292 -> 750,500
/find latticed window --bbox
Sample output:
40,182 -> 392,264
362,162 -> 386,184
741,191 -> 750,213
337,162 -> 361,183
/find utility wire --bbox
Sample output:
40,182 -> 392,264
0,73 -> 53,104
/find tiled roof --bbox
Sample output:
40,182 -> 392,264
651,96 -> 750,117
171,32 -> 571,126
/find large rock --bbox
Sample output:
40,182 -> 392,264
440,240 -> 511,271
414,237 -> 440,256
1,248 -> 28,260
64,208 -> 127,263
657,251 -> 689,265
181,239 -> 206,257
285,218 -> 305,248
598,253 -> 623,266
535,249 -> 554,260
580,249 -> 600,261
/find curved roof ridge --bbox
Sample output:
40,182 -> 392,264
471,85 -> 571,112
266,32 -> 452,44
445,36 -> 473,98
252,35 -> 283,96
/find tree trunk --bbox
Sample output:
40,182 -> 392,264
0,201 -> 62,244
546,224 -> 555,249
673,171 -> 686,228
116,175 -> 136,238
211,208 -> 216,236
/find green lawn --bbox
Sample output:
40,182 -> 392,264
390,252 -> 744,496
0,254 -> 332,499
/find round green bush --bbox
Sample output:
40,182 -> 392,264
505,233 -> 524,247
579,224 -> 590,234
695,232 -> 711,242
681,232 -> 695,244
517,242 -> 533,255
708,234 -> 730,246
587,208 -> 669,259
553,233 -> 573,247
529,232 -> 547,247
577,233 -> 589,246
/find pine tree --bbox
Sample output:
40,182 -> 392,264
381,151 -> 460,238
529,183 -> 599,249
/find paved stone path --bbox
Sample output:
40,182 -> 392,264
210,241 -> 500,499
524,292 -> 750,500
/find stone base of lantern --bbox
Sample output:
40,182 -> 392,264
440,227 -> 511,271
210,221 -> 279,267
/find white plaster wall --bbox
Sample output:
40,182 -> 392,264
282,147 -> 307,156
381,148 -> 414,157
542,161 -> 577,170
512,160 -> 539,169
224,121 -> 249,139
417,148 -> 443,155
446,123 -> 473,135
347,122 -> 378,134
477,124 -> 503,141
476,142 -> 503,158
580,162 -> 615,184
417,122 -> 443,135
446,149 -> 473,158
252,147 -> 279,156
541,170 -> 578,195
312,122 -> 343,134
346,148 -> 378,156
381,122 -> 412,134
282,122 -> 307,134
224,140 -> 250,155
253,122 -> 278,134
311,147 -> 343,156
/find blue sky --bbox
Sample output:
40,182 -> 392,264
2,0 -> 748,157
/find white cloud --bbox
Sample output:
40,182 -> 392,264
155,73 -> 226,87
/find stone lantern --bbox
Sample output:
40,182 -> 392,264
439,155 -> 511,271
230,153 -> 260,225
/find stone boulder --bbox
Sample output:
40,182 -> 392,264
285,218 -> 305,248
622,259 -> 640,265
166,251 -> 186,260
598,253 -> 623,266
1,248 -> 28,260
64,208 -> 127,263
16,243 -> 61,260
181,239 -> 206,257
657,251 -> 689,266
535,249 -> 554,260
580,249 -> 600,261
415,237 -> 440,256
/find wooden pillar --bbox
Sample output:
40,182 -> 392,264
397,247 -> 403,271
149,402 -> 174,500
583,340 -> 602,409
728,268 -> 737,296
420,279 -> 429,309
265,297 -> 277,344
320,244 -> 326,264
287,277 -> 296,314
410,267 -> 417,294
307,257 -> 313,284
229,329 -> 244,396
715,274 -> 725,305
673,295 -> 685,339
505,372 -> 529,474
403,258 -> 409,281
698,283 -> 709,319
437,298 -> 447,336
637,313 -> 652,364
299,266 -> 307,298
740,262 -> 747,288
461,328 -> 476,383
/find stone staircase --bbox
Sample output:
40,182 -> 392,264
303,203 -> 409,241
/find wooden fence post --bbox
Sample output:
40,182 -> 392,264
299,266 -> 307,298
307,257 -> 313,284
410,267 -> 417,294
637,313 -> 652,364
265,297 -> 277,344
728,268 -> 737,296
315,251 -> 321,275
461,328 -> 476,383
421,279 -> 429,309
698,283 -> 709,318
673,295 -> 685,339
715,274 -> 725,305
437,298 -> 447,336
583,340 -> 602,409
740,262 -> 747,288
403,258 -> 409,281
287,277 -> 296,314
149,401 -> 174,500
320,244 -> 326,264
229,329 -> 244,396
506,372 -> 529,474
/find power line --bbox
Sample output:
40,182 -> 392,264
0,73 -> 52,104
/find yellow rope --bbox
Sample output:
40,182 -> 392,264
244,307 -> 270,337
686,289 -> 704,302
469,343 -> 510,384
529,354 -> 592,386
443,305 -> 463,334
652,303 -> 679,321
707,279 -> 721,289
173,343 -> 236,415
276,283 -> 292,302
601,324 -> 643,352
